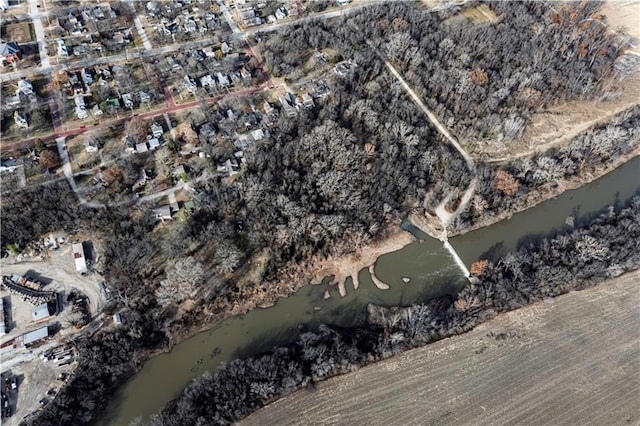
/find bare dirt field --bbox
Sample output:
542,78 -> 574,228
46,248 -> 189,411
242,269 -> 640,426
2,353 -> 76,426
0,241 -> 106,322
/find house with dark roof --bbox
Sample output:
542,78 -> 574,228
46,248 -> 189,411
0,42 -> 20,63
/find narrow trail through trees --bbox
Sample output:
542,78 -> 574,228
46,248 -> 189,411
359,35 -> 477,243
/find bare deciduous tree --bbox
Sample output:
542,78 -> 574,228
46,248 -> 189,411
155,256 -> 205,305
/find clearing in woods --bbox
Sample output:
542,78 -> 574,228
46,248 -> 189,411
241,269 -> 640,426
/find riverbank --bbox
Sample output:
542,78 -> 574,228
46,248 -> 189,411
448,146 -> 640,237
240,268 -> 640,426
164,145 -> 640,355
151,198 -> 640,425
164,222 -> 416,348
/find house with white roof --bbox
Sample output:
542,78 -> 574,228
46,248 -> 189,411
72,243 -> 87,273
122,93 -> 134,108
17,79 -> 33,96
151,122 -> 164,138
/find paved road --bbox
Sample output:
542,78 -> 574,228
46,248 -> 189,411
0,1 -> 373,83
28,0 -> 50,69
124,0 -> 153,50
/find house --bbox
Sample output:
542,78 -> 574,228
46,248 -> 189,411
112,32 -> 125,44
199,122 -> 216,141
5,95 -> 20,107
93,6 -> 105,19
168,192 -> 179,212
57,39 -> 68,56
85,139 -> 99,152
334,61 -> 352,76
32,303 -> 51,324
251,129 -> 264,141
148,137 -> 160,150
172,164 -> 186,178
275,6 -> 288,20
230,72 -> 241,85
0,158 -> 23,172
241,9 -> 256,23
72,243 -> 87,273
184,18 -> 197,33
91,104 -> 103,116
81,68 -> 93,85
75,96 -> 88,119
221,42 -> 232,55
0,42 -> 20,63
122,93 -> 134,108
17,79 -> 33,96
184,75 -> 197,93
113,313 -> 122,326
105,98 -> 120,109
263,101 -> 274,115
14,111 -> 29,129
234,135 -> 251,150
73,44 -> 89,56
279,95 -> 297,118
153,205 -> 172,221
100,68 -> 112,79
216,72 -> 230,88
183,200 -> 195,214
200,74 -> 215,88
151,122 -> 164,138
240,67 -> 252,81
302,93 -> 314,108
136,142 -> 149,153
139,91 -> 151,103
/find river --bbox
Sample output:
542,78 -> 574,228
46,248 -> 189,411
101,156 -> 640,425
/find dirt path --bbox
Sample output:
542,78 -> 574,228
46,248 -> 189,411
383,60 -> 474,170
380,57 -> 477,239
241,269 -> 640,426
484,90 -> 640,164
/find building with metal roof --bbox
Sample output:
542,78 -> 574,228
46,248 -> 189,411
72,243 -> 87,273
32,303 -> 51,324
22,326 -> 49,346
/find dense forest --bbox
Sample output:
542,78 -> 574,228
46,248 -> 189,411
150,198 -> 640,425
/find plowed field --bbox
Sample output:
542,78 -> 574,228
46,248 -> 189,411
241,270 -> 640,426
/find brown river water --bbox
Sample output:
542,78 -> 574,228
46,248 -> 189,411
101,156 -> 640,425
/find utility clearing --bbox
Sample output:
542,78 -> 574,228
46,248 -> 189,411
241,269 -> 640,426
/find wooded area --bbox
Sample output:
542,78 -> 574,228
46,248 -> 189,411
148,198 -> 640,425
452,105 -> 640,230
